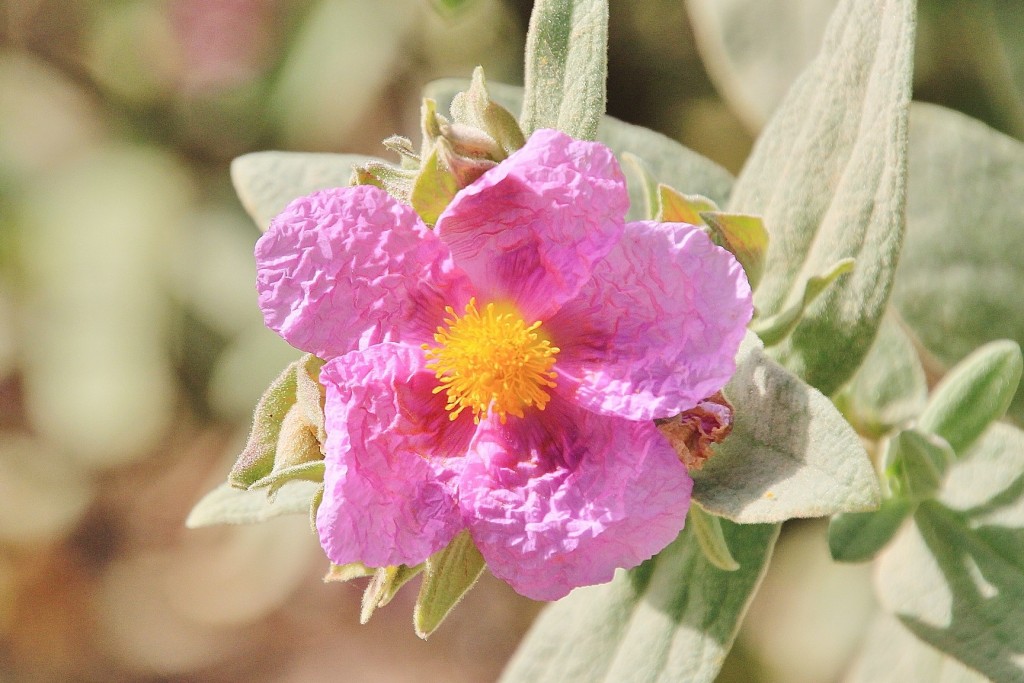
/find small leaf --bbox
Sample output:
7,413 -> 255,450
727,0 -> 915,394
410,142 -> 460,226
692,333 -> 879,523
700,211 -> 768,289
231,152 -> 376,230
750,257 -> 854,347
833,311 -> 927,438
917,340 -> 1023,455
829,497 -> 914,563
521,0 -> 608,141
499,521 -> 779,683
185,480 -> 320,528
450,67 -> 525,157
656,185 -> 719,224
689,504 -> 739,571
414,531 -> 486,639
875,422 -> 1024,681
884,429 -> 954,502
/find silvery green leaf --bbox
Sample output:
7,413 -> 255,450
892,103 -> 1024,424
231,152 -> 377,230
727,0 -> 915,394
875,422 -> 1024,681
883,429 -> 954,503
500,521 -> 779,683
833,312 -> 927,438
521,0 -> 607,141
185,480 -> 320,528
845,613 -> 989,683
917,340 -> 1023,456
692,333 -> 879,523
829,497 -> 915,564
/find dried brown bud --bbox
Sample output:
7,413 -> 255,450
656,391 -> 733,470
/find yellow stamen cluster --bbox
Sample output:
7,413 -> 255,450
423,298 -> 559,424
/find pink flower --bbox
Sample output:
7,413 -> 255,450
255,129 -> 752,601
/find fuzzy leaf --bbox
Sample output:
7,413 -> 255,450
829,497 -> 915,564
875,422 -> 1024,682
229,359 -> 300,488
884,429 -> 954,503
847,613 -> 990,683
185,480 -> 320,528
833,312 -> 927,438
689,505 -> 739,571
414,531 -> 486,639
893,104 -> 1024,424
231,152 -> 377,230
499,521 -> 779,683
692,334 -> 879,523
521,0 -> 607,141
727,0 -> 915,394
917,340 -> 1023,456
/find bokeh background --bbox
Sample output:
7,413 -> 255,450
1,1 -> 1021,681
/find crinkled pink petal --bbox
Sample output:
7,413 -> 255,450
458,397 -> 691,601
547,221 -> 752,421
436,129 -> 628,321
256,185 -> 471,359
316,343 -> 472,568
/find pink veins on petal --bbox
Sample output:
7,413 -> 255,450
254,128 -> 753,601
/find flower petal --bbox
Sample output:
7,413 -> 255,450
436,129 -> 628,321
256,185 -> 471,359
548,221 -> 753,420
459,398 -> 691,601
317,343 -> 473,568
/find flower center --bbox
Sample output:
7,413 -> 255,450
423,298 -> 559,424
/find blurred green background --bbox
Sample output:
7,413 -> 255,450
1,0 -> 1020,680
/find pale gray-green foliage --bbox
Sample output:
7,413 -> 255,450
893,103 -> 1024,423
834,312 -> 927,438
727,0 -> 915,396
231,152 -> 375,230
846,614 -> 989,683
499,521 -> 779,683
423,77 -> 735,219
685,0 -> 837,131
692,334 -> 879,523
875,422 -> 1024,682
521,0 -> 607,141
185,480 -> 320,528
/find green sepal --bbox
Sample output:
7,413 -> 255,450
350,161 -> 417,203
828,496 -> 915,563
884,429 -> 954,502
360,564 -> 425,624
410,141 -> 460,226
700,211 -> 768,290
324,562 -> 376,583
414,530 -> 486,639
435,136 -> 498,188
656,185 -> 719,224
230,354 -> 325,490
750,257 -> 855,346
229,358 -> 300,488
382,135 -> 420,169
916,339 -> 1023,455
308,483 -> 323,533
689,504 -> 740,571
450,67 -> 526,157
